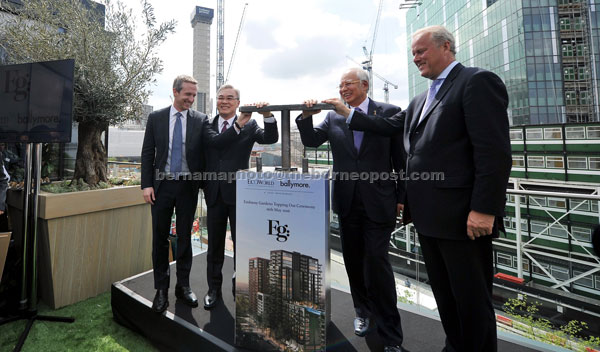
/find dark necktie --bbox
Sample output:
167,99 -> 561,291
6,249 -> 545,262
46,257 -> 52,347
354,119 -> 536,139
171,112 -> 183,173
353,107 -> 364,151
221,120 -> 229,134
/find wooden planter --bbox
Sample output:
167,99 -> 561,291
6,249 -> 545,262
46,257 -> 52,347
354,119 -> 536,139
8,186 -> 152,308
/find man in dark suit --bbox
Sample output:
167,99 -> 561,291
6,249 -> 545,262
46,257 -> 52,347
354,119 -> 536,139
332,25 -> 512,352
297,68 -> 407,352
203,84 -> 278,309
141,75 -> 249,313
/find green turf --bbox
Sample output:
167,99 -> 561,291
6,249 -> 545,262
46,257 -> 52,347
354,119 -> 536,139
0,292 -> 157,352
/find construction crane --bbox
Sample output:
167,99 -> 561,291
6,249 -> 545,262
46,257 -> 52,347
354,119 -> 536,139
362,0 -> 383,99
346,55 -> 398,103
216,0 -> 224,92
225,3 -> 248,83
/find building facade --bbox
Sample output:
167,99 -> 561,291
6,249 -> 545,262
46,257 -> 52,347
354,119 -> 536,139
190,6 -> 213,115
405,0 -> 600,125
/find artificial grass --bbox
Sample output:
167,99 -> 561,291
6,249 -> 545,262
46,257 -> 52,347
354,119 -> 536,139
0,292 -> 157,352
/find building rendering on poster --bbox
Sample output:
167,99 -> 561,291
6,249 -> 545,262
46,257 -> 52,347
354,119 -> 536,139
235,169 -> 330,351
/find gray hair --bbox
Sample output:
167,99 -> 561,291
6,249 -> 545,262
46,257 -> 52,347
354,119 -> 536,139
413,25 -> 456,55
344,67 -> 370,86
216,84 -> 240,100
173,75 -> 198,92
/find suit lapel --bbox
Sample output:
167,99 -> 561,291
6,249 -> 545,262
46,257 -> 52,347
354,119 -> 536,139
409,94 -> 426,136
356,100 -> 379,155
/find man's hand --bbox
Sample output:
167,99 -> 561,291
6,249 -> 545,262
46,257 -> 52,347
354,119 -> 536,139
143,187 -> 155,205
237,108 -> 252,128
255,102 -> 273,118
322,98 -> 351,118
301,99 -> 321,118
397,203 -> 404,217
467,210 -> 495,240
0,210 -> 4,216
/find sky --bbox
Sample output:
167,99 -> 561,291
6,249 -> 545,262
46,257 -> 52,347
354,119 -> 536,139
127,0 -> 411,120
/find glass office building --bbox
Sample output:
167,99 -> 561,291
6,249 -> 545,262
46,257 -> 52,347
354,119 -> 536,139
405,0 -> 600,125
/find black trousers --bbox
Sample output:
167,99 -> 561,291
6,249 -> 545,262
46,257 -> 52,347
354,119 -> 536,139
206,192 -> 236,292
339,187 -> 403,346
151,180 -> 198,289
418,234 -> 497,352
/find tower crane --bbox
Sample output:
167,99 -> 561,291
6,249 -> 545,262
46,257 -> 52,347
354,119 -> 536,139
346,56 -> 398,103
362,0 -> 383,99
225,3 -> 248,83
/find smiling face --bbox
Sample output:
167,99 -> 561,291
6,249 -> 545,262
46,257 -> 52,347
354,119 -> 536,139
216,87 -> 240,119
412,32 -> 454,79
339,70 -> 368,107
173,82 -> 197,111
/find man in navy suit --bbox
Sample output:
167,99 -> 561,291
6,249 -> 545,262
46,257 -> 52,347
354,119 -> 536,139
141,75 -> 249,313
297,68 -> 407,352
202,84 -> 278,309
333,26 -> 512,352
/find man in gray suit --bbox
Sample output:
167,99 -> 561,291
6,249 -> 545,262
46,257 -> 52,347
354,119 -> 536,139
331,26 -> 512,352
297,68 -> 407,352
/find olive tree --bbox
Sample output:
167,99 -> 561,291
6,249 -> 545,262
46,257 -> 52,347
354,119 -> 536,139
0,0 -> 175,185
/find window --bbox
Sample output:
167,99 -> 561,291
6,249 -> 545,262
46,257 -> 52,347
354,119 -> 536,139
565,91 -> 577,105
531,221 -> 548,234
526,128 -> 543,140
549,223 -> 568,238
573,270 -> 594,288
512,155 -> 525,167
580,91 -> 590,105
528,156 -> 545,167
572,226 -> 591,242
546,156 -> 564,168
565,126 -> 585,139
521,258 -> 530,272
497,253 -> 513,267
567,157 -> 587,169
529,196 -> 547,206
533,262 -> 549,276
563,67 -> 575,80
503,218 -> 513,229
562,44 -> 573,57
548,198 -> 567,208
569,199 -> 589,211
589,157 -> 600,170
551,266 -> 570,281
560,18 -> 571,30
596,276 -> 600,289
544,128 -> 562,139
591,200 -> 599,213
510,130 -> 523,140
576,44 -> 587,56
521,219 -> 529,232
574,17 -> 584,30
578,67 -> 589,80
587,126 -> 600,139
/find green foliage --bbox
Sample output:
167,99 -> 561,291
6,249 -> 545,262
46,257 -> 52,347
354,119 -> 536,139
40,177 -> 137,193
0,0 -> 175,186
398,289 -> 414,304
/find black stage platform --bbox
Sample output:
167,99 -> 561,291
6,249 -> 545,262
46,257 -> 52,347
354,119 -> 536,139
112,253 -> 547,352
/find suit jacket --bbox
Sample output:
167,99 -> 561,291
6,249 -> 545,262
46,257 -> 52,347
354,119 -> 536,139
203,116 -> 279,207
0,158 -> 7,212
349,63 -> 512,239
141,106 -> 238,193
296,99 -> 404,224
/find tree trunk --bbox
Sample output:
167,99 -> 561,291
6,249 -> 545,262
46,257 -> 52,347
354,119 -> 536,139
72,120 -> 108,185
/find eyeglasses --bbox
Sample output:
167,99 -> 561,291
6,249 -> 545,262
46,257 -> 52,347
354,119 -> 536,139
217,96 -> 239,101
337,80 -> 361,90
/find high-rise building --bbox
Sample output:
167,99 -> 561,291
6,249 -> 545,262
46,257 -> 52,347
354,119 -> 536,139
190,6 -> 214,115
405,0 -> 600,125
248,257 -> 270,316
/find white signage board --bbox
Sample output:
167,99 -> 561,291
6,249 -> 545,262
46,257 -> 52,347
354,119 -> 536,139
235,168 -> 330,351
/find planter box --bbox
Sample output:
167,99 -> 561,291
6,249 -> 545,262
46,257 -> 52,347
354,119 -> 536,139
8,186 -> 152,308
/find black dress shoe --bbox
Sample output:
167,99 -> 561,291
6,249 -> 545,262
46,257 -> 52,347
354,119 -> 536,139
175,285 -> 198,307
203,289 -> 221,309
152,289 -> 169,313
384,346 -> 410,352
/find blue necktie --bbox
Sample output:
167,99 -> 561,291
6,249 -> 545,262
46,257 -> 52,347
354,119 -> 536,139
419,78 -> 443,124
353,107 -> 364,151
171,112 -> 183,173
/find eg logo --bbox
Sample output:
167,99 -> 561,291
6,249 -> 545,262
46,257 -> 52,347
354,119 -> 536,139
267,220 -> 290,242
